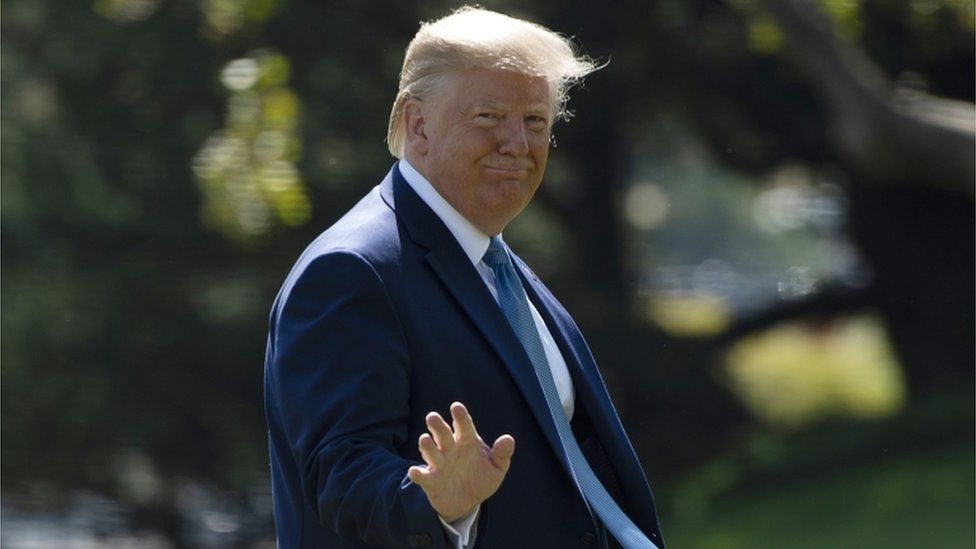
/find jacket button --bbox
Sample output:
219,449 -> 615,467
580,532 -> 597,545
407,533 -> 432,546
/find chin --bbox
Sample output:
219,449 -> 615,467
488,181 -> 532,205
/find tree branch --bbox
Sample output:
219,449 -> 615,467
756,0 -> 975,197
715,284 -> 875,345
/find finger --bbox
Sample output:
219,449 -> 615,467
490,434 -> 515,472
407,465 -> 430,487
450,402 -> 477,442
418,433 -> 444,469
426,411 -> 455,453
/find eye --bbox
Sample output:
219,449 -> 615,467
526,115 -> 549,131
473,112 -> 501,127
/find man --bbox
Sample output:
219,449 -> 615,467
264,7 -> 665,548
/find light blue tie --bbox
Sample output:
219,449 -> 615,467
483,237 -> 658,549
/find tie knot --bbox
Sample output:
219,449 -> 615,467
482,237 -> 510,269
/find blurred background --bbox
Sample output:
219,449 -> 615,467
2,0 -> 973,547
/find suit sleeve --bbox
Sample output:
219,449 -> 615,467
267,250 -> 448,548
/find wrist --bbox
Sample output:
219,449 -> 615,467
437,504 -> 477,524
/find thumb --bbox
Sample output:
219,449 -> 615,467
490,434 -> 515,471
407,465 -> 430,487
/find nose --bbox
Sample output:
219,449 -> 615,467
497,118 -> 530,157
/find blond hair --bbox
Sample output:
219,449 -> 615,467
386,7 -> 599,158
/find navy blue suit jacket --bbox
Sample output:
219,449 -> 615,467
264,164 -> 664,548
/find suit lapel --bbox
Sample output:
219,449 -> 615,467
381,164 -> 575,478
516,258 -> 657,526
514,259 -> 624,439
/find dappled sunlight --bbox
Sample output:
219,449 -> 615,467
623,181 -> 671,231
752,166 -> 846,234
200,0 -> 283,39
192,49 -> 310,244
646,293 -> 732,337
724,314 -> 906,427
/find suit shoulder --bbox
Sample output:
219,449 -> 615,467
270,186 -> 403,316
303,186 -> 401,265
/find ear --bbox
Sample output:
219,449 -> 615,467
403,99 -> 429,155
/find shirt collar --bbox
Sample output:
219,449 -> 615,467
399,159 -> 492,266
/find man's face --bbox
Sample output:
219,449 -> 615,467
407,67 -> 552,236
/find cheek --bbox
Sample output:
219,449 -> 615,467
446,131 -> 489,163
530,139 -> 549,169
471,133 -> 500,158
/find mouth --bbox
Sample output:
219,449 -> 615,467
482,165 -> 532,174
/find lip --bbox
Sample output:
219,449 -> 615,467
482,166 -> 531,173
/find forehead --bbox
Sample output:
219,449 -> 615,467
441,67 -> 551,111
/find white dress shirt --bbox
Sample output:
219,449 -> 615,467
399,159 -> 576,549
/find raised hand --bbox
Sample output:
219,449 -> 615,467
407,402 -> 516,522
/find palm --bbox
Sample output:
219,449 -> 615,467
407,402 -> 516,522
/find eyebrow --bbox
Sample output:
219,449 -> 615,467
471,101 -> 551,114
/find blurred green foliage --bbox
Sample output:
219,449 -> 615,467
666,442 -> 974,548
194,49 -> 310,244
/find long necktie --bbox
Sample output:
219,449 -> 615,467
483,237 -> 658,549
